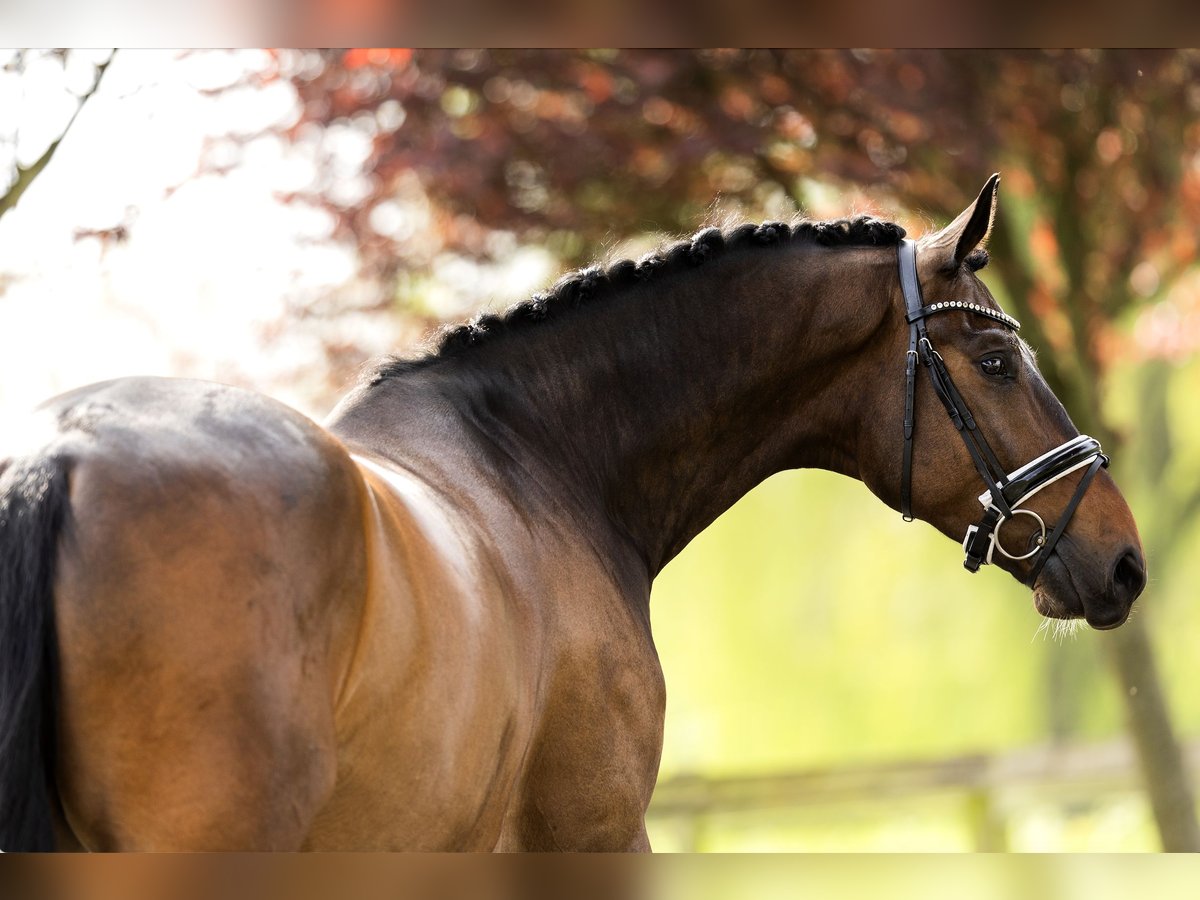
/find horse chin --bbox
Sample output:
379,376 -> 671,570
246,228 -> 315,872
1031,580 -> 1084,622
1031,552 -> 1128,631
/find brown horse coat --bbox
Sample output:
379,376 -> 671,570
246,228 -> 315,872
0,179 -> 1144,850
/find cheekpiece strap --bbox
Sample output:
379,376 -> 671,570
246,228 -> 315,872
898,240 -> 924,521
898,240 -> 925,322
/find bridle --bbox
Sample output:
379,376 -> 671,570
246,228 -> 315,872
897,239 -> 1108,583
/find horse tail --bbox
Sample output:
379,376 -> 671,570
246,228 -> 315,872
0,455 -> 71,851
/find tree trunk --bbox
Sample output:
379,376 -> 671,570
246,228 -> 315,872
1103,616 -> 1200,851
990,217 -> 1199,852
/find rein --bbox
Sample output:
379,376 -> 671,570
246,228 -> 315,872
897,239 -> 1108,583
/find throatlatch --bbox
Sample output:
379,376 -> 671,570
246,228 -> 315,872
896,239 -> 1108,582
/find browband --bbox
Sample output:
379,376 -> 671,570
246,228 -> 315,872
906,300 -> 1021,332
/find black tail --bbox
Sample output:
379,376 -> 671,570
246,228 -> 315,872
0,455 -> 71,851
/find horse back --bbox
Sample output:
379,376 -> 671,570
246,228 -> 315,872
34,377 -> 368,849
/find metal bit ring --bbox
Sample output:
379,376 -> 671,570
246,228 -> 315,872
993,508 -> 1047,561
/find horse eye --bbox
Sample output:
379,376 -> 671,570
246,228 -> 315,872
981,357 -> 1006,377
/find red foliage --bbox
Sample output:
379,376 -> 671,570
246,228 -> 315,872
256,49 -> 1200,383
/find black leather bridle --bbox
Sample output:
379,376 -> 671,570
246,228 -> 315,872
898,239 -> 1108,583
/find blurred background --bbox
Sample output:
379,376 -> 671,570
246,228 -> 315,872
2,48 -> 1199,852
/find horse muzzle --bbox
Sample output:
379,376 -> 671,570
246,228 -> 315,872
1031,538 -> 1146,629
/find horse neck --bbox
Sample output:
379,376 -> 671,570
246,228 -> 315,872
339,242 -> 899,580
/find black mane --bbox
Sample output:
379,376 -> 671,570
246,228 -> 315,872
370,216 -> 906,383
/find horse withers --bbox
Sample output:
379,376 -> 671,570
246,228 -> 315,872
0,176 -> 1145,850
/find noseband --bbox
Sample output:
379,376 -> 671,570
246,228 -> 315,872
898,239 -> 1108,583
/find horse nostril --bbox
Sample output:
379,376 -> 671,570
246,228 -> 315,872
1113,550 -> 1147,603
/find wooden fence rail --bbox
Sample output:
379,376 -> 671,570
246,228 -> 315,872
647,737 -> 1200,850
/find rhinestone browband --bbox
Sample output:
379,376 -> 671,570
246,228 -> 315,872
905,301 -> 1021,332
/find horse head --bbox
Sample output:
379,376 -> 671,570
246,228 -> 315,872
865,175 -> 1145,629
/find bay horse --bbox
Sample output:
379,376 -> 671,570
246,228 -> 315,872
0,176 -> 1145,851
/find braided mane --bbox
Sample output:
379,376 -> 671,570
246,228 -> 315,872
370,215 -> 906,382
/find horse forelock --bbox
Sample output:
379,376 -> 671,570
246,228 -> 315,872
368,215 -> 907,384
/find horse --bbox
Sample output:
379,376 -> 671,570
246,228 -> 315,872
0,175 -> 1145,851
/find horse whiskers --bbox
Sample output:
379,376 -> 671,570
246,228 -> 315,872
1031,616 -> 1082,644
1053,618 -> 1082,642
1032,617 -> 1051,643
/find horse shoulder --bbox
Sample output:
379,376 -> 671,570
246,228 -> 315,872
302,451 -> 536,849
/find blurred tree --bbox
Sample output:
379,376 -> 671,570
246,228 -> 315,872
251,48 -> 1200,849
0,50 -> 114,221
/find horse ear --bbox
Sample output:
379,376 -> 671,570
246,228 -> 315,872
921,173 -> 1000,272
